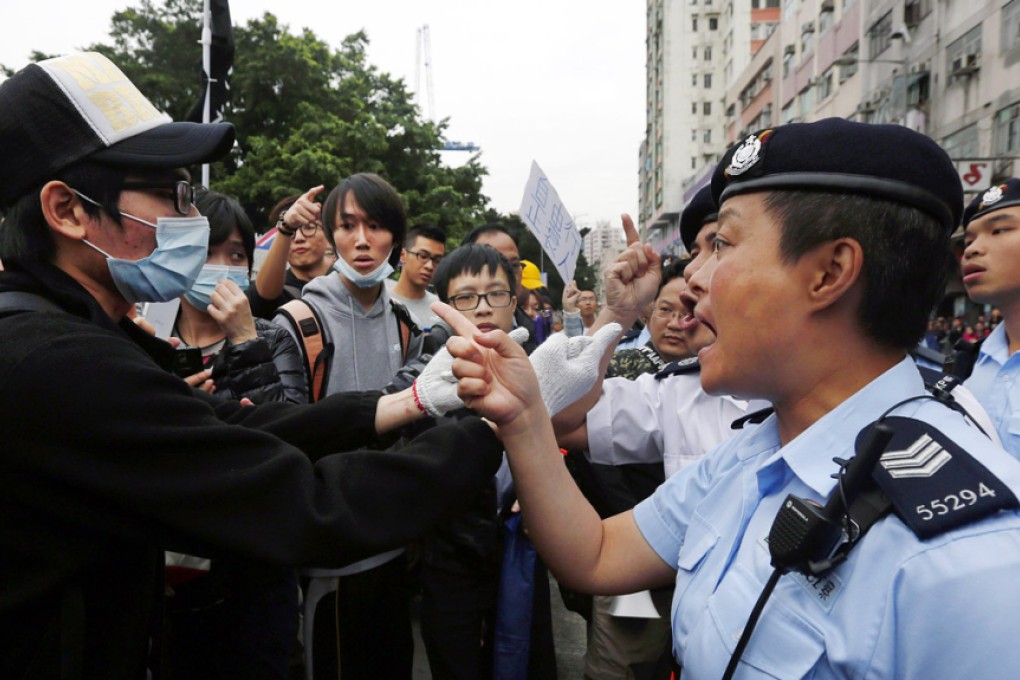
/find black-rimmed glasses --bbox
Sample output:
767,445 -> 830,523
121,180 -> 197,216
448,290 -> 514,311
406,249 -> 444,265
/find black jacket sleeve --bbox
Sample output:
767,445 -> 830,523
1,312 -> 503,569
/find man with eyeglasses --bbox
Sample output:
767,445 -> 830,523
0,53 -> 504,678
462,223 -> 538,355
387,224 -> 447,332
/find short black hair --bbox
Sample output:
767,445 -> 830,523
432,243 -> 517,303
195,189 -> 256,272
405,224 -> 447,249
659,258 -> 690,295
0,161 -> 125,265
322,173 -> 407,266
763,190 -> 952,351
462,223 -> 518,247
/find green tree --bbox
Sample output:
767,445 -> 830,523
69,0 -> 488,234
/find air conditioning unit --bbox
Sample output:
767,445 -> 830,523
801,22 -> 815,34
762,72 -> 772,83
952,54 -> 980,76
909,62 -> 928,75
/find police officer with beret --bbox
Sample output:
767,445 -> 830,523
961,178 -> 1020,460
438,118 -> 1020,678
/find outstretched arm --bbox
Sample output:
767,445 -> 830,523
552,214 -> 663,447
437,302 -> 675,594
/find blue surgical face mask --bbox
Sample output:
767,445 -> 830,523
74,190 -> 210,303
184,264 -> 250,311
332,255 -> 395,289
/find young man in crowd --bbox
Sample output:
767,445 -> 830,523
462,223 -> 537,354
440,119 -> 1020,678
417,243 -> 522,680
386,223 -> 446,331
962,178 -> 1020,459
0,52 -> 501,678
249,185 -> 334,318
273,172 -> 425,679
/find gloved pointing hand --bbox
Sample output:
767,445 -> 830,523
528,323 -> 622,417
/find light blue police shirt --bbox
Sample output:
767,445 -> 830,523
633,357 -> 1020,678
966,323 -> 1020,460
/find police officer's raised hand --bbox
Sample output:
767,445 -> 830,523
208,279 -> 258,345
603,214 -> 661,322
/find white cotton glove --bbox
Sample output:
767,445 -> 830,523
414,327 -> 531,417
529,323 -> 622,417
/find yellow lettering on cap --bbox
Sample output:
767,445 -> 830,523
88,90 -> 142,133
115,84 -> 161,123
53,53 -> 125,92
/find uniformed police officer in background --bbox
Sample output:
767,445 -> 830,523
961,178 -> 1020,459
437,118 -> 1020,678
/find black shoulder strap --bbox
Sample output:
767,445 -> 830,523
868,415 -> 1020,540
654,356 -> 700,381
0,291 -> 65,315
389,299 -> 422,364
731,406 -> 775,430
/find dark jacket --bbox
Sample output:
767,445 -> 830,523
204,317 -> 308,405
0,261 -> 503,679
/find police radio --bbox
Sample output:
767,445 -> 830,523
767,421 -> 894,575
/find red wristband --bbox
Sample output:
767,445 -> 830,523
411,381 -> 428,415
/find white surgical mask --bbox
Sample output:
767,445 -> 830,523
332,256 -> 394,288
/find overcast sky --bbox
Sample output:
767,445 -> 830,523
0,0 -> 645,231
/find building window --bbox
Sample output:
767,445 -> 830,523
703,129 -> 712,143
819,8 -> 834,34
693,47 -> 698,60
692,102 -> 698,115
995,102 -> 1020,154
693,73 -> 699,88
868,11 -> 893,57
692,17 -> 699,31
704,101 -> 712,115
691,128 -> 698,141
817,70 -> 834,100
782,101 -> 795,124
704,73 -> 713,88
905,0 -> 933,28
705,46 -> 713,61
692,157 -> 698,169
783,50 -> 794,79
709,17 -> 718,30
946,25 -> 982,78
1002,0 -> 1020,52
943,124 -> 980,159
839,44 -> 859,82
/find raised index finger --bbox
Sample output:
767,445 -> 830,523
303,185 -> 326,202
621,213 -> 639,246
432,301 -> 479,338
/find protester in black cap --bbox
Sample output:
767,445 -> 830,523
436,118 -> 1020,678
0,52 -> 501,678
961,178 -> 1020,459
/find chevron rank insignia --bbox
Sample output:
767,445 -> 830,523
655,356 -> 700,380
867,416 -> 1019,539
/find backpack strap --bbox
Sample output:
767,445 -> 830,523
277,299 -> 332,402
389,299 -> 422,364
0,291 -> 65,316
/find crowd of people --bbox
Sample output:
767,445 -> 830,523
4,50 -> 1020,680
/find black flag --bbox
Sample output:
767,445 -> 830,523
187,0 -> 234,124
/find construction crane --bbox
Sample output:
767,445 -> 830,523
415,24 -> 480,153
415,25 -> 435,123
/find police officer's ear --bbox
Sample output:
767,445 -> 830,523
39,181 -> 93,243
802,236 -> 864,314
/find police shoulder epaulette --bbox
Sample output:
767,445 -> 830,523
867,415 -> 1020,540
915,366 -> 963,406
654,356 -> 700,380
731,406 -> 775,430
910,345 -> 948,370
620,326 -> 642,343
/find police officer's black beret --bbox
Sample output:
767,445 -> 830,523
710,118 -> 963,232
680,185 -> 718,251
961,178 -> 1020,227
